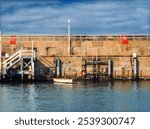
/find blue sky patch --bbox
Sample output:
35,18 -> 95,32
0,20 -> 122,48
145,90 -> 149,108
0,0 -> 150,34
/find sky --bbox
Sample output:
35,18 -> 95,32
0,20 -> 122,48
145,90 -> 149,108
0,0 -> 150,34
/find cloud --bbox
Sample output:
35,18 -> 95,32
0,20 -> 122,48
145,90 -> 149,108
0,0 -> 150,34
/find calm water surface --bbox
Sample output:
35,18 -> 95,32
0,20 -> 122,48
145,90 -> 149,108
0,81 -> 150,112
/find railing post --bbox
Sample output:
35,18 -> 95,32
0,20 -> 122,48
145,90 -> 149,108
20,58 -> 23,81
19,50 -> 21,59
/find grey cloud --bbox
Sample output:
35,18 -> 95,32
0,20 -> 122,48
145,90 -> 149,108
0,0 -> 149,34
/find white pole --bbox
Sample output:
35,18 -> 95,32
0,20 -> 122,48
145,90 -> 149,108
32,40 -> 33,58
31,40 -> 34,80
68,18 -> 71,54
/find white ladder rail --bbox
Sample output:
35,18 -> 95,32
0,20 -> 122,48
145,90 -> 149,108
2,50 -> 35,70
2,50 -> 21,65
6,58 -> 20,70
2,53 -> 20,68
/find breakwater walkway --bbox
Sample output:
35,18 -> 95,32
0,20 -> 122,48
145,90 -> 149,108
0,34 -> 150,81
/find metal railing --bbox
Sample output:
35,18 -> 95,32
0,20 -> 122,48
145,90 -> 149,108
2,34 -> 150,42
2,50 -> 35,70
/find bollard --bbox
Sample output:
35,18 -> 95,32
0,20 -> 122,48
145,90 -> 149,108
133,53 -> 139,80
108,59 -> 113,79
56,59 -> 62,78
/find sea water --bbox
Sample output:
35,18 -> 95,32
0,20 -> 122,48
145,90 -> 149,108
0,81 -> 150,112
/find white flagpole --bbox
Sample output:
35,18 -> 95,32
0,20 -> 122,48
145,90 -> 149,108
68,18 -> 71,54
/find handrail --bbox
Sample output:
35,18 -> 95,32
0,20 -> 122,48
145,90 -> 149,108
40,56 -> 55,67
2,49 -> 36,70
2,50 -> 20,65
2,54 -> 20,67
7,59 -> 20,69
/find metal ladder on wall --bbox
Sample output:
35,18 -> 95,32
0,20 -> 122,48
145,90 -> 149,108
2,50 -> 35,75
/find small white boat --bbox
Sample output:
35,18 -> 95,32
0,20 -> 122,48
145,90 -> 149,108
53,78 -> 73,83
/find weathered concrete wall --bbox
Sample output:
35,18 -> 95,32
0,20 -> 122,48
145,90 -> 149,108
1,35 -> 150,79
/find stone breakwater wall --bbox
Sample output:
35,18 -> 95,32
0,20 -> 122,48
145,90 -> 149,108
1,34 -> 150,79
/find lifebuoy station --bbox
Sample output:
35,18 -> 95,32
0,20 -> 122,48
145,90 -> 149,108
0,30 -> 150,82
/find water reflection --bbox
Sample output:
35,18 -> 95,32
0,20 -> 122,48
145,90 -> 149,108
0,81 -> 150,112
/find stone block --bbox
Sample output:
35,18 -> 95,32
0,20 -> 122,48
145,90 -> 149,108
81,41 -> 93,47
92,41 -> 103,47
72,41 -> 81,47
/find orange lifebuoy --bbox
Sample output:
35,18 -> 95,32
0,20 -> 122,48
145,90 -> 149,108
121,35 -> 128,44
10,35 -> 16,44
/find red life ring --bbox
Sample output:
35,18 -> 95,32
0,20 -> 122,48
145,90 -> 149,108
10,35 -> 16,44
121,35 -> 128,44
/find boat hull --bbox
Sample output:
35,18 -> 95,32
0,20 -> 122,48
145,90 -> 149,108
53,78 -> 73,83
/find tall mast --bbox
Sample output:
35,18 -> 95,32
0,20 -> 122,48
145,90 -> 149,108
68,18 -> 71,54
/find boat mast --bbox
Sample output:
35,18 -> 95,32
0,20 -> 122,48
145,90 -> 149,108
68,18 -> 71,55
